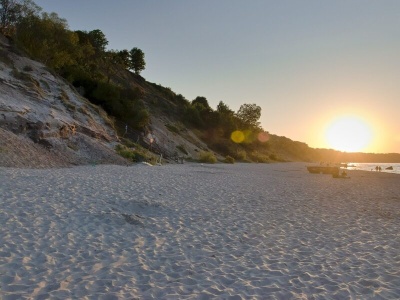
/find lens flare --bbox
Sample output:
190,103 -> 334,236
231,130 -> 245,143
257,132 -> 269,143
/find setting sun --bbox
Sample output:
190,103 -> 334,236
325,116 -> 373,152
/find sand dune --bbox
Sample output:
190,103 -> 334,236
1,163 -> 399,299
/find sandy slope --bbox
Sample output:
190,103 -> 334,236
1,163 -> 399,299
1,34 -> 129,168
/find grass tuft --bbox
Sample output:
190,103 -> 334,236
199,151 -> 217,163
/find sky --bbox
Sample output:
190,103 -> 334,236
34,0 -> 400,154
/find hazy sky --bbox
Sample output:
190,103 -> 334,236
34,0 -> 400,153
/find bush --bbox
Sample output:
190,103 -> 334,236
116,142 -> 157,163
269,153 -> 277,161
249,152 -> 270,163
115,144 -> 135,161
224,155 -> 235,164
233,149 -> 247,161
199,151 -> 217,163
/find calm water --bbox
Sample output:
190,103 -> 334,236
345,163 -> 400,175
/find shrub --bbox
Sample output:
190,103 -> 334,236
224,155 -> 235,164
269,153 -> 277,161
116,144 -> 135,160
199,151 -> 217,163
116,143 -> 155,163
233,149 -> 247,161
249,152 -> 270,163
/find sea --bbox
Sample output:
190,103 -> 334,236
345,163 -> 400,175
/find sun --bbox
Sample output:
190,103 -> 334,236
325,116 -> 373,152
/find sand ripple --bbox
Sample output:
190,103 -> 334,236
1,163 -> 399,299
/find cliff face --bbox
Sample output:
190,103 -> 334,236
0,35 -> 128,167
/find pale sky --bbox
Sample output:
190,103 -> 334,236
34,0 -> 400,153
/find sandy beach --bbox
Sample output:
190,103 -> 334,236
1,162 -> 399,299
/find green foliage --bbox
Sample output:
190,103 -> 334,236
236,103 -> 261,129
233,148 -> 247,161
5,4 -> 151,131
175,94 -> 189,106
116,143 -> 154,163
15,12 -> 79,70
192,96 -> 211,111
69,73 -> 149,129
199,151 -> 217,163
182,105 -> 203,127
3,2 -> 287,164
115,144 -> 136,161
224,155 -> 235,164
117,49 -> 130,69
248,152 -> 270,163
217,101 -> 234,115
87,29 -> 108,53
0,0 -> 41,36
129,47 -> 145,74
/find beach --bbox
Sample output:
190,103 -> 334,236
1,162 -> 399,299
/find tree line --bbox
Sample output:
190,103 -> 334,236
1,0 -> 149,129
1,1 -> 279,162
149,81 -> 273,161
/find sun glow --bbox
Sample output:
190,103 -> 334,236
325,116 -> 373,152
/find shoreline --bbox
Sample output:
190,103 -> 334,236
1,160 -> 399,175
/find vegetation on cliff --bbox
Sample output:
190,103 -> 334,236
1,0 -> 399,163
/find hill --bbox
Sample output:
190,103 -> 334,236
1,5 -> 399,168
0,34 -> 128,167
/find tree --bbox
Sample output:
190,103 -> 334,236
236,103 -> 261,129
103,50 -> 120,82
217,101 -> 234,115
216,101 -> 236,136
129,47 -> 145,74
192,96 -> 211,111
87,29 -> 108,53
73,30 -> 96,72
0,0 -> 40,35
1,0 -> 18,34
15,12 -> 79,70
117,49 -> 130,69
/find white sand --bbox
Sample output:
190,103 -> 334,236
1,163 -> 399,299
